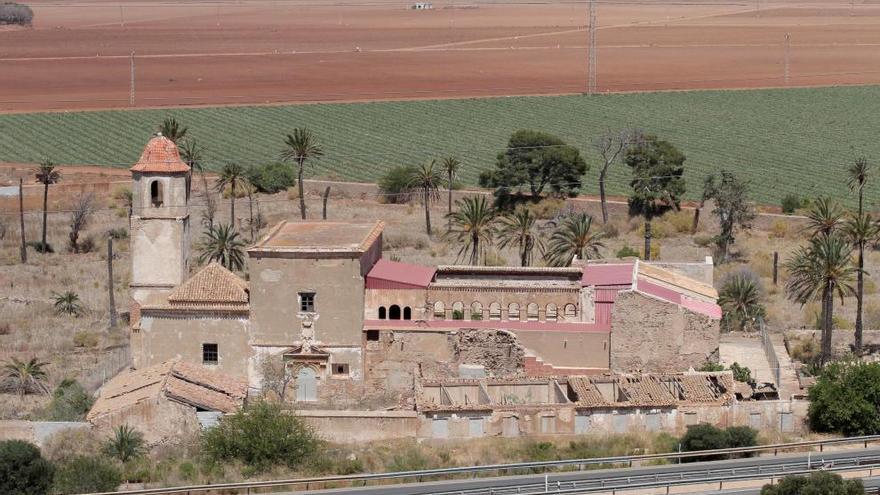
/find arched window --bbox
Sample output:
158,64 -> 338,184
471,302 -> 483,320
546,303 -> 558,321
403,307 -> 412,320
378,306 -> 387,320
150,180 -> 164,207
433,301 -> 446,319
389,305 -> 401,320
452,302 -> 464,320
489,302 -> 502,321
527,303 -> 539,321
508,303 -> 520,321
564,304 -> 577,319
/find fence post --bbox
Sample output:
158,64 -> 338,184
772,251 -> 778,285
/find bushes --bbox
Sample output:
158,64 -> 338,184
615,245 -> 639,258
0,2 -> 34,26
72,330 -> 99,348
41,379 -> 94,421
53,456 -> 122,494
761,471 -> 864,495
377,165 -> 416,204
202,400 -> 319,473
0,440 -> 54,495
247,162 -> 296,194
679,424 -> 758,462
780,193 -> 802,214
808,361 -> 880,436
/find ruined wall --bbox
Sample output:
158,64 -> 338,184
512,329 -> 610,369
646,261 -> 714,286
138,314 -> 250,377
610,291 -> 719,373
452,329 -> 525,376
297,410 -> 422,442
248,255 -> 365,346
0,421 -> 90,447
89,398 -> 201,445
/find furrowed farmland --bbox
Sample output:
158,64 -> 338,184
1,85 -> 879,206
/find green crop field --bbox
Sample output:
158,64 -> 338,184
1,85 -> 879,206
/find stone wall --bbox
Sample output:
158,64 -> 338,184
610,291 -> 719,373
89,397 -> 202,445
137,314 -> 250,377
0,421 -> 90,447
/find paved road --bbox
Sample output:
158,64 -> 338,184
293,448 -> 880,495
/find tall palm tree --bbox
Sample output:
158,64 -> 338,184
785,234 -> 856,364
718,271 -> 766,332
407,160 -> 446,236
103,425 -> 146,463
158,117 -> 188,143
181,139 -> 216,230
444,196 -> 496,265
281,128 -> 324,220
496,209 -> 544,267
2,357 -> 49,397
848,157 -> 869,216
52,290 -> 83,316
35,159 -> 61,253
215,163 -> 248,225
844,212 -> 880,353
544,212 -> 606,267
198,223 -> 246,271
805,197 -> 844,238
441,156 -> 461,229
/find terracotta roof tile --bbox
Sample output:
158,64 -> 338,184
167,262 -> 248,309
130,135 -> 190,174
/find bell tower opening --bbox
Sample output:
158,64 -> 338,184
150,180 -> 164,207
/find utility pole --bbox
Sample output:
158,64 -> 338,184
587,0 -> 597,94
783,33 -> 791,85
107,237 -> 117,328
18,178 -> 26,263
129,52 -> 135,106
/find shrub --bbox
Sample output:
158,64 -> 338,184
524,198 -> 565,220
202,400 -> 319,473
73,330 -> 99,348
693,233 -> 713,247
26,240 -> 53,253
103,424 -> 146,463
679,424 -> 758,462
247,162 -> 296,194
0,2 -> 34,26
600,221 -> 619,239
0,440 -> 54,495
107,227 -> 128,240
616,244 -> 639,258
42,379 -> 93,421
780,193 -> 801,214
666,210 -> 693,234
789,337 -> 820,366
385,446 -> 432,472
729,362 -> 754,385
760,471 -> 864,495
377,165 -> 416,204
808,361 -> 880,436
769,219 -> 788,238
520,441 -> 559,462
699,362 -> 725,372
53,456 -> 122,494
42,428 -> 102,464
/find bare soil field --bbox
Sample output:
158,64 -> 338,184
1,0 -> 879,111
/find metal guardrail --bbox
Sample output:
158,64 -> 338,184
84,435 -> 880,495
759,318 -> 782,387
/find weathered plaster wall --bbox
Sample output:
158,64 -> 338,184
248,255 -> 366,346
297,410 -> 422,442
130,217 -> 189,295
89,398 -> 201,445
513,330 -> 610,369
138,314 -> 250,377
646,261 -> 714,286
0,421 -> 90,447
610,291 -> 719,373
364,288 -> 429,320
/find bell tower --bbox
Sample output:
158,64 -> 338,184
129,133 -> 191,305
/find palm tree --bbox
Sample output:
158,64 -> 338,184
158,117 -> 188,143
843,212 -> 880,353
35,159 -> 61,253
848,157 -> 869,216
198,223 -> 246,271
2,357 -> 49,397
785,234 -> 856,364
544,213 -> 606,267
215,162 -> 248,225
281,128 -> 324,220
444,196 -> 496,265
441,156 -> 461,229
407,160 -> 446,236
805,197 -> 844,238
718,270 -> 766,332
496,209 -> 544,267
103,424 -> 145,463
180,139 -> 216,230
52,291 -> 83,316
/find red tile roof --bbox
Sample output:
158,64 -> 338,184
130,135 -> 190,173
366,259 -> 436,289
581,263 -> 634,287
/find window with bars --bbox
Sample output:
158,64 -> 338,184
299,292 -> 315,312
202,343 -> 218,365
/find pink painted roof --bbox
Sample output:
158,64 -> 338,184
681,296 -> 723,319
363,319 -> 610,333
636,278 -> 683,305
581,263 -> 634,287
366,259 -> 436,289
637,278 -> 722,319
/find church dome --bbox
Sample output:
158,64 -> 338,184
130,134 -> 190,173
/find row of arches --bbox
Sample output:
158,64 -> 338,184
432,301 -> 577,322
378,305 -> 413,320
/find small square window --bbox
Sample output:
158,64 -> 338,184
333,363 -> 350,375
366,330 -> 380,341
299,292 -> 315,312
202,343 -> 218,365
